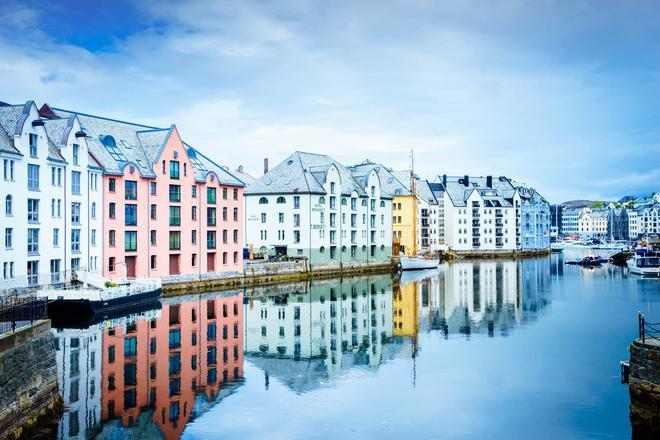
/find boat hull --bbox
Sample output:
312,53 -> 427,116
48,287 -> 162,327
400,257 -> 438,271
627,261 -> 660,277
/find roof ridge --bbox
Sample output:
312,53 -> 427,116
296,152 -> 313,193
52,106 -> 162,130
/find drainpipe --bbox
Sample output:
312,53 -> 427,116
309,193 -> 313,273
64,166 -> 68,282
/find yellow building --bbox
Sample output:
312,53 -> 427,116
392,279 -> 419,337
392,194 -> 417,256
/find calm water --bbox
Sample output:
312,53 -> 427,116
51,250 -> 660,439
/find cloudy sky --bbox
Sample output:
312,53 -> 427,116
1,0 -> 658,203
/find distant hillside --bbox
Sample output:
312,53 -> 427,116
561,200 -> 596,209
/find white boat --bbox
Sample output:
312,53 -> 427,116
627,251 -> 660,277
400,256 -> 439,271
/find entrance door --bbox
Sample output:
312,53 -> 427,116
125,256 -> 136,278
207,253 -> 216,271
169,255 -> 180,275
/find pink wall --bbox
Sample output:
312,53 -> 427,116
103,127 -> 244,279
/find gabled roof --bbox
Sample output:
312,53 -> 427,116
0,102 -> 24,155
348,159 -> 409,197
435,175 -> 517,208
246,151 -> 368,196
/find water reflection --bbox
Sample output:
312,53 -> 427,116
52,294 -> 245,439
243,277 -> 401,393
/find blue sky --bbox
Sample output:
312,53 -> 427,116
1,0 -> 658,203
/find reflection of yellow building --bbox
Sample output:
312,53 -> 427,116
392,279 -> 419,337
393,194 -> 417,256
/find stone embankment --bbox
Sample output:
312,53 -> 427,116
0,320 -> 62,440
162,260 -> 394,296
450,248 -> 551,259
628,338 -> 660,437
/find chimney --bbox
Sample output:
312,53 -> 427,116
237,165 -> 244,173
264,158 -> 269,175
464,175 -> 469,187
486,175 -> 493,188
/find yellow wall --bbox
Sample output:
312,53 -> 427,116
393,280 -> 419,337
392,195 -> 416,256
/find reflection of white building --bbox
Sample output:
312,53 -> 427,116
413,259 -> 550,337
53,326 -> 103,439
243,276 -> 395,391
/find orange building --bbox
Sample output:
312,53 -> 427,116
101,294 -> 244,438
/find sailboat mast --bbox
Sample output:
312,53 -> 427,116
411,148 -> 417,255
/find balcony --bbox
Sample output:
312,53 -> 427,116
472,220 -> 480,227
495,212 -> 503,218
472,211 -> 480,218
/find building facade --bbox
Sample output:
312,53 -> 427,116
245,152 -> 393,266
513,184 -> 551,250
561,209 -> 581,236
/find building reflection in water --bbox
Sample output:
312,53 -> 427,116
243,276 -> 409,393
52,293 -> 245,440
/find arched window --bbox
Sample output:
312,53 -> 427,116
361,199 -> 367,206
258,197 -> 269,205
380,201 -> 385,207
276,196 -> 286,204
341,198 -> 347,205
380,245 -> 385,252
361,245 -> 367,252
341,246 -> 347,252
319,196 -> 326,204
91,202 -> 97,219
5,195 -> 12,215
320,246 -> 325,254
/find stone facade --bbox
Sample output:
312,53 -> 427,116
628,339 -> 660,437
0,320 -> 62,439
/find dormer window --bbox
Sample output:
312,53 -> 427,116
258,197 -> 268,205
330,182 -> 336,194
277,196 -> 286,204
72,144 -> 79,166
29,134 -> 38,158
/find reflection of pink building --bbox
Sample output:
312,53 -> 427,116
40,105 -> 245,279
101,295 -> 244,439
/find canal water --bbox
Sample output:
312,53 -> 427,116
50,250 -> 659,439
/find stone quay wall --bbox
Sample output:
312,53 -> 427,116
162,259 -> 394,296
0,320 -> 62,440
451,248 -> 551,259
628,338 -> 660,437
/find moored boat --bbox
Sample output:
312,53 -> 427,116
400,256 -> 439,271
566,255 -> 609,266
627,250 -> 660,277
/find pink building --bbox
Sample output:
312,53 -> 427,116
40,105 -> 245,279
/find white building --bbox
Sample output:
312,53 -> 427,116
432,175 -> 520,252
561,208 -> 581,236
578,208 -> 608,239
628,209 -> 639,239
244,152 -> 393,266
0,100 -> 103,290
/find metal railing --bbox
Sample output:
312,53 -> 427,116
0,293 -> 48,335
638,312 -> 660,343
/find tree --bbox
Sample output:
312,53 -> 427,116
592,201 -> 604,208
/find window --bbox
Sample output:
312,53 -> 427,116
28,164 -> 39,190
169,231 -> 181,250
2,262 -> 14,280
276,196 -> 286,204
233,229 -> 238,243
169,329 -> 181,349
222,188 -> 228,199
294,214 -> 300,227
71,171 -> 81,195
294,196 -> 300,209
91,202 -> 96,219
192,230 -> 197,244
125,231 -> 137,251
3,159 -> 15,181
4,228 -> 12,249
170,161 -> 180,179
71,202 -> 81,223
109,178 -> 116,192
223,252 -> 228,265
192,185 -> 197,198
51,260 -> 62,283
71,229 -> 80,252
192,206 -> 197,221
28,199 -> 39,223
261,213 -> 266,223
108,230 -> 116,247
207,323 -> 217,340
5,195 -> 12,216
124,337 -> 137,357
72,144 -> 79,165
233,207 -> 238,221
150,181 -> 157,195
233,188 -> 238,200
207,187 -> 216,204
150,204 -> 157,220
91,229 -> 96,246
258,197 -> 268,204
28,229 -> 39,254
222,229 -> 228,243
125,204 -> 137,226
222,207 -> 228,221
207,208 -> 216,226
29,133 -> 38,157
279,213 -> 284,223
109,203 -> 116,219
124,180 -> 137,200
150,230 -> 157,246
108,257 -> 115,272
207,231 -> 216,249
53,228 -> 59,247
169,206 -> 181,226
169,184 -> 181,202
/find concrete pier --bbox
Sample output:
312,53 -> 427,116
0,320 -> 62,440
628,338 -> 660,438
